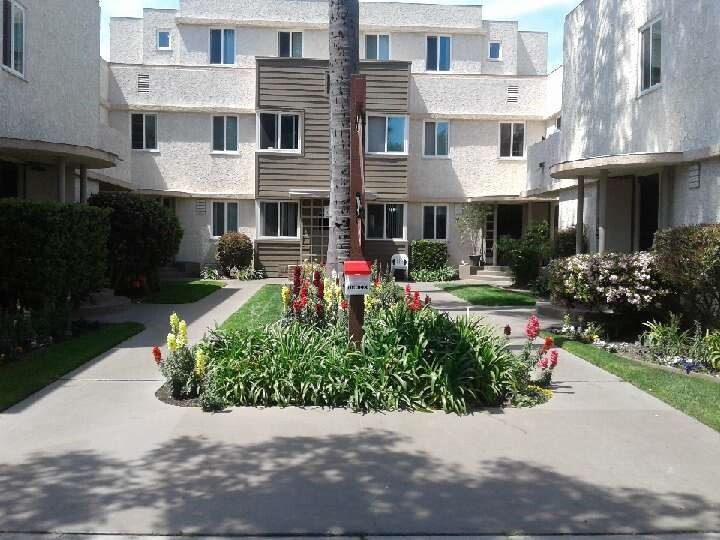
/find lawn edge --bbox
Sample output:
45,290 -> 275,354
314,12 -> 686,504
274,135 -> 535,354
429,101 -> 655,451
437,282 -> 537,307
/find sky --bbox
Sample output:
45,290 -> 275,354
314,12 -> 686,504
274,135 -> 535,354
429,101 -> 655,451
99,0 -> 578,69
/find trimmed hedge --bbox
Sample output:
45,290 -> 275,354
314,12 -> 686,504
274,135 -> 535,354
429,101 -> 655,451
410,240 -> 448,271
0,199 -> 110,312
89,193 -> 182,294
216,232 -> 253,275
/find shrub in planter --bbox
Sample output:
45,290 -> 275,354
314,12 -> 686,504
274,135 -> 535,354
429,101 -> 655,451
89,193 -> 182,294
497,221 -> 552,287
654,224 -> 720,328
216,232 -> 253,276
410,240 -> 448,271
410,266 -> 458,282
546,252 -> 667,312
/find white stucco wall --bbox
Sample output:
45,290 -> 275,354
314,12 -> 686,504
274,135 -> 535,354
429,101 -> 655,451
558,184 -> 598,253
517,31 -> 548,76
670,159 -> 720,227
109,18 -> 144,65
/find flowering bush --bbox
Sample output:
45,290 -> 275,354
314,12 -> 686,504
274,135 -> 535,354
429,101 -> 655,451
546,252 -> 667,312
514,315 -> 560,394
153,312 -> 206,399
281,264 -> 345,327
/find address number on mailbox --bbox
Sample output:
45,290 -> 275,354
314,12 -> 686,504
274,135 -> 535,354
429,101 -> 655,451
344,275 -> 371,296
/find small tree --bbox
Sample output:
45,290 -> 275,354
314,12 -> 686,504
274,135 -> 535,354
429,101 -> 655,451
456,204 -> 493,261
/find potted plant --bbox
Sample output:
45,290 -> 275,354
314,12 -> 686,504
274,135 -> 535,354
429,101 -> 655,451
456,203 -> 492,266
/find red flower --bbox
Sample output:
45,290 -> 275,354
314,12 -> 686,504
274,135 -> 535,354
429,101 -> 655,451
292,265 -> 302,294
316,280 -> 324,301
538,357 -> 549,370
313,270 -> 322,288
549,349 -> 559,368
540,336 -> 555,353
404,284 -> 411,298
525,315 -> 541,341
340,299 -> 349,311
315,302 -> 324,318
152,346 -> 162,365
409,291 -> 422,312
503,324 -> 512,336
374,278 -> 380,288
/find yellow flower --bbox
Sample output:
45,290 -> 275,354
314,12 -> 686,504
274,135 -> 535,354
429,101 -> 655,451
166,333 -> 178,353
169,312 -> 180,333
194,349 -> 207,378
178,320 -> 188,342
364,295 -> 376,310
323,279 -> 334,303
281,285 -> 291,306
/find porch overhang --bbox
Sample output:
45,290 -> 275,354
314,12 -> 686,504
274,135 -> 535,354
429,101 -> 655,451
0,137 -> 120,169
469,195 -> 558,204
549,151 -> 684,179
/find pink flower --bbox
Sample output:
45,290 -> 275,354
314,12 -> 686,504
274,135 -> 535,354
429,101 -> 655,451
549,349 -> 559,368
538,357 -> 549,370
525,315 -> 540,341
340,299 -> 349,311
404,284 -> 411,299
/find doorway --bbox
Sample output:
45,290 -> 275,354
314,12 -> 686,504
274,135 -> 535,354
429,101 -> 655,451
637,174 -> 659,251
301,198 -> 329,265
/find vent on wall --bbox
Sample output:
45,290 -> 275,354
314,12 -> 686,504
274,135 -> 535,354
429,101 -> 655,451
507,85 -> 519,103
137,74 -> 150,93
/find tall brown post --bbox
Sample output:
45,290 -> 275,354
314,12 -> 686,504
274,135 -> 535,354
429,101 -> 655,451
348,74 -> 366,344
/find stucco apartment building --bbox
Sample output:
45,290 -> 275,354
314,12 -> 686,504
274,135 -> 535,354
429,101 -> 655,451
0,0 -> 131,204
526,0 -> 720,254
104,0 -> 555,275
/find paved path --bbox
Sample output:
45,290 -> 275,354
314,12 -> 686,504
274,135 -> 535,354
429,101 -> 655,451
1,280 -> 719,538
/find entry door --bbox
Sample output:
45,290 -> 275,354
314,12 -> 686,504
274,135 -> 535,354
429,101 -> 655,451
301,198 -> 329,265
638,174 -> 659,251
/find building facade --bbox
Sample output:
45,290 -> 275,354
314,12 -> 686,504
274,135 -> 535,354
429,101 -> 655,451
526,0 -> 720,254
0,0 -> 131,204
106,0 -> 555,275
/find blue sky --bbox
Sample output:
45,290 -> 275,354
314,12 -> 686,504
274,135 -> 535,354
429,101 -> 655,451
99,0 -> 577,69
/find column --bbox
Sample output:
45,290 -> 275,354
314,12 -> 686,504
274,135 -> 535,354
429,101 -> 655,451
57,158 -> 67,203
79,165 -> 88,203
597,169 -> 608,253
576,176 -> 585,254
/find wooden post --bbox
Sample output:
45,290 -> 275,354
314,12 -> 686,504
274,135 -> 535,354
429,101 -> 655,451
348,74 -> 366,344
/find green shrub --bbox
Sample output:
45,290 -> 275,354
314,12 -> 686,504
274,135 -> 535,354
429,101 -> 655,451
410,266 -> 458,282
705,331 -> 720,372
216,232 -> 253,276
410,240 -> 448,271
497,221 -> 552,287
553,226 -> 587,258
0,200 -> 110,356
654,224 -> 720,328
89,193 -> 182,294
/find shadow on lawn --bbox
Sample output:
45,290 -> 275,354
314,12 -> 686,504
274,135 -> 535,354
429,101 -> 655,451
0,430 -> 717,535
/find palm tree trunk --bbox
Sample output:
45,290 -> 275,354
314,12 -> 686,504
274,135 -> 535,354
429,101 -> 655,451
326,0 -> 360,272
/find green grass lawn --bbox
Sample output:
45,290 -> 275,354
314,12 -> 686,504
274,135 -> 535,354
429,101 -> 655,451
142,279 -> 226,304
219,284 -> 284,333
438,283 -> 537,306
553,335 -> 720,432
0,322 -> 144,412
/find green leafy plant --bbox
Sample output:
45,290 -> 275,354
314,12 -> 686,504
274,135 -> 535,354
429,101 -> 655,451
216,232 -> 254,276
553,226 -> 587,258
642,314 -> 689,364
703,331 -> 720,372
455,204 -> 493,260
410,266 -> 458,282
229,266 -> 265,280
89,193 -> 182,294
409,240 -> 449,271
497,221 -> 552,287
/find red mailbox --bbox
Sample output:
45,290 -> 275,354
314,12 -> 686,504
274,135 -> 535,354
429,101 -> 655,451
343,260 -> 372,296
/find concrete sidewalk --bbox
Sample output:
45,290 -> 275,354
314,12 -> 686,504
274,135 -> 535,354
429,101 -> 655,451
0,280 -> 718,537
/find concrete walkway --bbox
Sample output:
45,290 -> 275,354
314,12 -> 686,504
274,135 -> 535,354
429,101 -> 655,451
1,280 -> 719,538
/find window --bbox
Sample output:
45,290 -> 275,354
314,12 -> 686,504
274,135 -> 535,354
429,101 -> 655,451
555,116 -> 561,130
212,201 -> 239,237
488,41 -> 502,60
157,30 -> 171,50
278,31 -> 303,58
423,205 -> 448,240
365,34 -> 390,60
499,122 -> 525,158
131,113 -> 158,150
423,121 -> 449,157
366,115 -> 408,154
259,201 -> 299,238
212,116 -> 238,152
426,35 -> 451,71
210,28 -> 235,65
366,203 -> 405,240
257,112 -> 301,152
2,0 -> 24,75
640,19 -> 661,92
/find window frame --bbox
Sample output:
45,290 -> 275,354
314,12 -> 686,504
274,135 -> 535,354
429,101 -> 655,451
208,27 -> 235,65
488,40 -> 502,61
365,202 -> 407,241
156,29 -> 172,50
211,115 -> 239,154
364,33 -> 391,61
422,204 -> 449,241
638,17 -> 662,95
255,111 -> 303,154
130,113 -> 159,152
211,200 -> 240,238
498,121 -> 526,159
365,113 -> 409,156
256,200 -> 301,240
2,0 -> 25,77
425,34 -> 452,72
422,120 -> 450,159
277,29 -> 303,58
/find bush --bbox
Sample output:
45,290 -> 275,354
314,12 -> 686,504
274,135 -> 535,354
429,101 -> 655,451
654,224 -> 720,328
216,232 -> 253,276
410,240 -> 448,271
0,200 -> 110,357
89,193 -> 182,294
410,266 -> 458,282
553,226 -> 587,258
497,221 -> 552,287
546,252 -> 667,312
